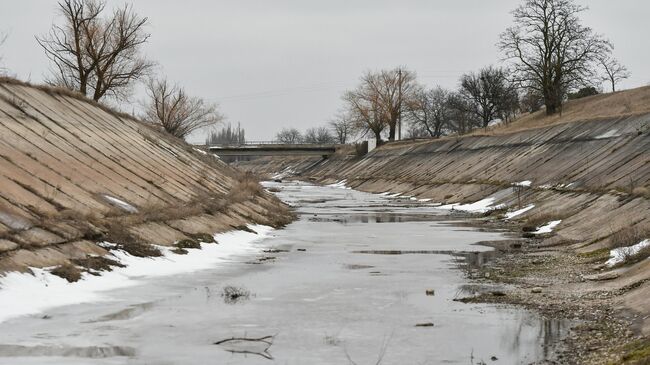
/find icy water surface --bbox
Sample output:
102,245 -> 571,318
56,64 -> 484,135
0,181 -> 569,364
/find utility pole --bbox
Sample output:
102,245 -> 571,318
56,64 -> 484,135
397,67 -> 402,141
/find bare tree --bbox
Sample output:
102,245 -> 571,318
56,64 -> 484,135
275,128 -> 303,144
520,89 -> 544,113
329,113 -> 355,144
599,57 -> 630,92
303,127 -> 335,144
342,88 -> 386,143
37,0 -> 153,101
143,78 -> 223,140
459,66 -> 517,128
446,93 -> 482,135
406,86 -> 453,138
342,68 -> 417,142
500,0 -> 611,115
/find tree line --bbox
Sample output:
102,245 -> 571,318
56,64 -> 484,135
276,0 -> 631,144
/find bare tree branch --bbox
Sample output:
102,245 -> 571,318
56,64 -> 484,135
36,0 -> 152,101
342,68 -> 417,142
143,77 -> 223,140
499,0 -> 612,115
599,57 -> 630,92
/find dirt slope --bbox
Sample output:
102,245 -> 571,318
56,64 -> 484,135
0,79 -> 292,274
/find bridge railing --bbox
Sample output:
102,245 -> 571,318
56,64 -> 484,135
205,140 -> 341,147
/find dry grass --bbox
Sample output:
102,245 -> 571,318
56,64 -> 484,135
610,226 -> 650,249
175,239 -> 201,249
607,225 -> 650,268
522,210 -> 572,231
118,242 -> 162,257
50,264 -> 82,283
227,171 -> 264,203
488,86 -> 650,135
72,256 -> 125,272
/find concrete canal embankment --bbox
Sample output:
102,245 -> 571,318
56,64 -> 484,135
0,78 -> 293,276
237,89 -> 650,361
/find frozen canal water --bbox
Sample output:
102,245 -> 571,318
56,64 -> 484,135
0,181 -> 569,364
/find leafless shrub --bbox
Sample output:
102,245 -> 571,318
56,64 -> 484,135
523,210 -> 571,230
610,226 -> 649,249
221,285 -> 251,304
142,77 -> 223,140
50,263 -> 82,282
603,225 -> 650,268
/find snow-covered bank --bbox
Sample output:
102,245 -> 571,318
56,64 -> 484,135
606,239 -> 650,267
0,225 -> 273,324
535,220 -> 562,234
439,197 -> 502,214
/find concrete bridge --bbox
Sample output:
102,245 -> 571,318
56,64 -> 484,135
206,141 -> 340,158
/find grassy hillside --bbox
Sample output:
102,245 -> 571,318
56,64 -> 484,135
492,86 -> 650,134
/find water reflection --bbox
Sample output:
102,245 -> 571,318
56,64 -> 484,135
308,212 -> 440,224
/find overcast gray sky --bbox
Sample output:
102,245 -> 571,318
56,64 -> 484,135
1,0 -> 648,142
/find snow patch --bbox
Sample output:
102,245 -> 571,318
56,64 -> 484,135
327,180 -> 351,190
606,239 -> 650,267
534,220 -> 562,234
504,204 -> 535,220
513,180 -> 532,187
439,197 -> 501,213
102,195 -> 138,213
271,167 -> 296,180
595,129 -> 621,140
0,225 -> 273,324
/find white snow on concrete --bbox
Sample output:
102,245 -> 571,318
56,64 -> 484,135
193,148 -> 207,155
595,129 -> 621,140
102,195 -> 138,213
505,204 -> 535,220
534,220 -> 562,234
439,197 -> 501,213
418,198 -> 432,202
0,225 -> 273,324
271,167 -> 296,180
606,239 -> 650,267
326,180 -> 351,190
514,180 -> 532,187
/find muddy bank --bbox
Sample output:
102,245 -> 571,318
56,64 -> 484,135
237,113 -> 650,363
0,79 -> 293,276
